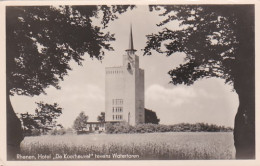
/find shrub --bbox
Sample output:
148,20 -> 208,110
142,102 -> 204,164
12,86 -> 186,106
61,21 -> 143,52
49,128 -> 66,135
31,129 -> 41,136
105,123 -> 233,134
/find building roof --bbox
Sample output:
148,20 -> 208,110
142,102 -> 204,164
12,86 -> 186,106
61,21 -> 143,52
125,25 -> 137,53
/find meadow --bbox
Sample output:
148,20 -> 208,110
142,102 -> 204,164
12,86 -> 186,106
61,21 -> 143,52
20,132 -> 235,160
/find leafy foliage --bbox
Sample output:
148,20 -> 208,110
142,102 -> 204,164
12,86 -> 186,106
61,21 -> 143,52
106,122 -> 135,134
145,108 -> 160,124
34,102 -> 63,134
97,112 -> 105,122
6,5 -> 134,96
105,122 -> 232,134
144,5 -> 253,86
20,112 -> 40,135
20,102 -> 63,136
73,111 -> 88,132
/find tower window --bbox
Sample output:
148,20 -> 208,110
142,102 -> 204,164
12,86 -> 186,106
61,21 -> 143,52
127,63 -> 131,70
112,99 -> 123,105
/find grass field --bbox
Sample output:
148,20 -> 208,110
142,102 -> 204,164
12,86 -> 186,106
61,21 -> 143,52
20,132 -> 235,160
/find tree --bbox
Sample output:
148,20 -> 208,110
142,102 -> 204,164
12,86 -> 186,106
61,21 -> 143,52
6,5 -> 133,159
33,102 -> 63,134
145,108 -> 160,124
97,112 -> 105,122
20,102 -> 63,135
144,5 -> 255,159
20,112 -> 40,136
73,111 -> 89,132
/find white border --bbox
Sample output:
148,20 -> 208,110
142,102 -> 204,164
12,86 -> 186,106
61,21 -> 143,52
0,1 -> 259,166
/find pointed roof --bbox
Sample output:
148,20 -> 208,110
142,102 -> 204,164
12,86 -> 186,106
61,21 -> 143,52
129,24 -> 134,50
126,25 -> 136,53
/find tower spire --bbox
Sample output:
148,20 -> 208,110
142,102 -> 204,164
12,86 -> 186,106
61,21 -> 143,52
126,24 -> 136,54
129,24 -> 134,50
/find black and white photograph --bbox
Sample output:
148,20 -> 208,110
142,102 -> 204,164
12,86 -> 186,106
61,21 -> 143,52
1,1 -> 259,165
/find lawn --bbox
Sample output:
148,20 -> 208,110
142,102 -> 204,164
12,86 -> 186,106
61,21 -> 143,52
20,132 -> 235,160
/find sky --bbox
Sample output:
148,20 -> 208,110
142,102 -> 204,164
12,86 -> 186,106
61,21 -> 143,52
10,5 -> 239,128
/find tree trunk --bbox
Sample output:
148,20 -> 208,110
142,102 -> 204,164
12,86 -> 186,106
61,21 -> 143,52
234,90 -> 255,159
7,94 -> 24,160
233,5 -> 255,159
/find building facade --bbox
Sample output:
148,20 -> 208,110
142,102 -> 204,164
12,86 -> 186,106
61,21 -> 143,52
105,27 -> 145,126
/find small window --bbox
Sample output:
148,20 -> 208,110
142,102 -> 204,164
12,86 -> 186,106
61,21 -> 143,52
113,115 -> 114,120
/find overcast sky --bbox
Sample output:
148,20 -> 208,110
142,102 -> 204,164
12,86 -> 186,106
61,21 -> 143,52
11,5 -> 239,128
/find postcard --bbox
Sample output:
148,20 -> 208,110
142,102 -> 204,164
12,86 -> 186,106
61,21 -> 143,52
0,0 -> 259,166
